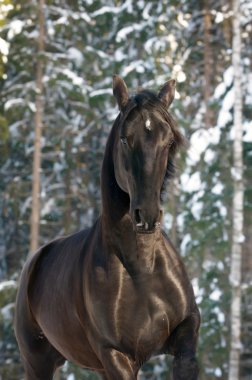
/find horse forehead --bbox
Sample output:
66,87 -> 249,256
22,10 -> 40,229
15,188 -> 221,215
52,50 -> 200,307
141,109 -> 166,131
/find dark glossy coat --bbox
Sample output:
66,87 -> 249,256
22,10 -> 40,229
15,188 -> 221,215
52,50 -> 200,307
15,76 -> 200,380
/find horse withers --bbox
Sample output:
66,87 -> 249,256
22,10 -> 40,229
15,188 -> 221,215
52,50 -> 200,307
15,76 -> 200,380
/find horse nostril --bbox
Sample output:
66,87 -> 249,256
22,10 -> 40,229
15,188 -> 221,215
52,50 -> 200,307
134,209 -> 142,225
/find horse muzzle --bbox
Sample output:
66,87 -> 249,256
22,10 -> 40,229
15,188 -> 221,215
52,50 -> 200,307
133,208 -> 162,233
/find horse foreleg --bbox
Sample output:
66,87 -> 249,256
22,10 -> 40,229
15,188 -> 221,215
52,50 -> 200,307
100,348 -> 138,380
170,311 -> 200,380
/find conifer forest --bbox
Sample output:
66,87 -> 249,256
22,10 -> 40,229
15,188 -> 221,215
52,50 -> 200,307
0,0 -> 252,379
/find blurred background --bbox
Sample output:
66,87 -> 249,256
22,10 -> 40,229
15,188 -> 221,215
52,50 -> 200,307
0,0 -> 251,379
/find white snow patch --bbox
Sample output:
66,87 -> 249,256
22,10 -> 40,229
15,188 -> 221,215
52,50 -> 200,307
214,82 -> 226,99
215,201 -> 227,217
62,69 -> 84,86
231,167 -> 242,181
180,233 -> 191,255
21,196 -> 32,215
234,234 -> 246,243
191,201 -> 203,220
7,20 -> 24,39
217,261 -> 224,270
41,199 -> 55,217
67,374 -> 75,380
222,87 -> 234,111
0,37 -> 9,56
68,47 -> 83,66
204,148 -> 215,163
28,102 -> 36,112
243,121 -> 252,142
176,71 -> 186,83
210,289 -> 222,301
212,183 -> 224,195
187,128 -> 220,165
116,23 -> 146,42
89,89 -> 112,97
213,307 -> 225,324
224,66 -> 234,87
177,213 -> 185,230
114,49 -> 126,62
215,368 -> 222,377
181,171 -> 202,193
0,280 -> 17,292
1,303 -> 14,321
163,212 -> 172,231
191,278 -> 204,303
4,98 -> 25,111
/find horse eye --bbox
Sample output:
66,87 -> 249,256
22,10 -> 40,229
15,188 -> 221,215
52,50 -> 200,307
120,137 -> 128,145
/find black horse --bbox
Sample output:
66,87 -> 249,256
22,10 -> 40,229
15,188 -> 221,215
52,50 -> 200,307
15,76 -> 200,380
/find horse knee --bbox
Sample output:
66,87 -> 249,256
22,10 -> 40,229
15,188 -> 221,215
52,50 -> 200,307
172,355 -> 199,380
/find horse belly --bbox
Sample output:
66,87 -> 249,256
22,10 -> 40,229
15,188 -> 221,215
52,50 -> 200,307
35,305 -> 103,371
32,297 -> 103,368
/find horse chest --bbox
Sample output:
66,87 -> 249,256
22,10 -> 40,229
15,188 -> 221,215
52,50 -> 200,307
94,271 -> 176,354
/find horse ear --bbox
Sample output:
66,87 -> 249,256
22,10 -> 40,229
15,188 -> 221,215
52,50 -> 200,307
113,75 -> 129,111
158,79 -> 176,108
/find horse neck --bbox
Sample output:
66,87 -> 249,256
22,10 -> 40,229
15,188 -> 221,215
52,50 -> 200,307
100,123 -> 160,274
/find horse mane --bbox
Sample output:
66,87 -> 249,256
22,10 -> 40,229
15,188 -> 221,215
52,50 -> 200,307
113,89 -> 185,202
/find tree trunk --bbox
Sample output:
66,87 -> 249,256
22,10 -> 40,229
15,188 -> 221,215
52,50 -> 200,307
203,0 -> 212,129
228,0 -> 244,379
30,0 -> 45,253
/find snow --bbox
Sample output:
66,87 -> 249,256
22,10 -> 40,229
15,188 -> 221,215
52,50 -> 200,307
180,171 -> 202,193
121,61 -> 145,77
142,3 -> 152,19
215,201 -> 227,217
0,37 -> 9,56
89,89 -> 112,97
204,149 -> 215,163
4,98 -> 25,111
114,49 -> 126,62
210,289 -> 222,301
212,183 -> 224,195
28,102 -> 36,112
1,303 -> 14,321
67,374 -> 75,380
231,167 -> 242,181
21,196 -> 32,215
68,47 -> 83,66
62,69 -> 84,86
224,66 -> 234,87
7,20 -> 24,39
214,368 -> 222,377
191,278 -> 204,303
214,82 -> 225,99
187,128 -> 220,165
234,234 -> 246,243
176,71 -> 186,83
243,121 -> 252,142
180,233 -> 191,255
0,280 -> 17,292
41,198 -> 55,217
116,23 -> 146,42
91,1 -> 131,17
222,87 -> 234,112
213,307 -> 225,324
163,212 -> 172,231
191,201 -> 203,220
177,12 -> 189,27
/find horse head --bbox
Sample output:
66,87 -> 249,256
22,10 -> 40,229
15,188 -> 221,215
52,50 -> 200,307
112,75 -> 183,233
